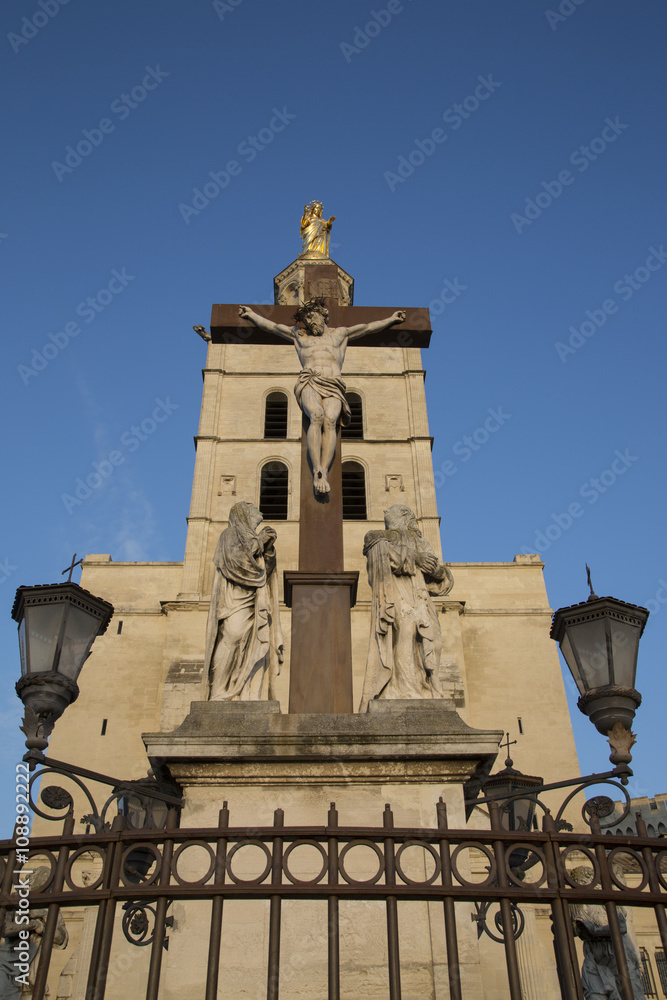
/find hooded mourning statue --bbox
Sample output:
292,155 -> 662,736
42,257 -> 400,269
570,866 -> 646,1000
359,505 -> 453,712
0,867 -> 68,999
204,502 -> 284,702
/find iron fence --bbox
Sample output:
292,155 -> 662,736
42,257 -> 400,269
1,799 -> 666,1000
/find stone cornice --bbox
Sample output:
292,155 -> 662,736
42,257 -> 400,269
461,608 -> 553,616
160,601 -> 210,613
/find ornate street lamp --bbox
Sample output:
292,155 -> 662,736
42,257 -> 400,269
11,576 -> 182,840
482,740 -> 543,836
550,569 -> 649,772
12,581 -> 114,753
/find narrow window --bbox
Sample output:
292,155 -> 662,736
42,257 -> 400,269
101,719 -> 108,736
639,948 -> 657,997
116,620 -> 123,634
657,949 -> 667,997
342,461 -> 367,520
264,392 -> 288,439
259,461 -> 288,520
517,717 -> 523,735
341,392 -> 363,439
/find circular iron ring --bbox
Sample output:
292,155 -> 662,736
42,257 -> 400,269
65,846 -> 106,891
338,840 -> 385,886
119,843 -> 162,887
607,846 -> 648,892
282,839 -> 328,886
561,845 -> 599,888
394,841 -> 442,886
655,850 -> 667,892
505,844 -> 547,888
171,840 -> 216,887
226,840 -> 272,885
450,842 -> 497,888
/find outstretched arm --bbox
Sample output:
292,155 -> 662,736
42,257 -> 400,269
346,310 -> 406,342
239,306 -> 295,341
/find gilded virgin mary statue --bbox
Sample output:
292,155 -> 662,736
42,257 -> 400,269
300,201 -> 336,257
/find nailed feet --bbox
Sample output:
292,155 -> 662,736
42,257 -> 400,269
314,468 -> 330,494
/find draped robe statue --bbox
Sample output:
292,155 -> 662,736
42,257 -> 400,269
204,502 -> 284,702
359,505 -> 454,712
0,867 -> 68,998
570,869 -> 646,1000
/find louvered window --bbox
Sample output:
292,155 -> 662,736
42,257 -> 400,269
640,949 -> 658,997
264,392 -> 288,439
655,950 -> 667,997
342,461 -> 367,520
341,392 -> 363,439
259,462 -> 288,520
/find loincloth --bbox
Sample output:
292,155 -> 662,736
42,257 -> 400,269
294,369 -> 351,425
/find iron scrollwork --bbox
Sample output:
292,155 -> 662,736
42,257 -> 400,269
467,769 -> 633,943
122,901 -> 174,949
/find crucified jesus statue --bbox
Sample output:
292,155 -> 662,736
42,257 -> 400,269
238,298 -> 405,494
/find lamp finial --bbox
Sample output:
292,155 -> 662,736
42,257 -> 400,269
585,564 -> 599,602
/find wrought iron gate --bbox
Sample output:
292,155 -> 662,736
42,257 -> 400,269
1,798 -> 666,1000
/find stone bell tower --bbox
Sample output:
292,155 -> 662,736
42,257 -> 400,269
45,205 -> 579,798
37,206 -> 582,1000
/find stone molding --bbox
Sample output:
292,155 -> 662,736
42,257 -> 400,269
143,701 -> 503,797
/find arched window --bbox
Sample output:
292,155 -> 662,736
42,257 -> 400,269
259,461 -> 288,520
341,392 -> 363,439
342,461 -> 367,520
264,392 -> 288,439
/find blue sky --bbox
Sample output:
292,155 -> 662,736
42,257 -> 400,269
1,0 -> 665,829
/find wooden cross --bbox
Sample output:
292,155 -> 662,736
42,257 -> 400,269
61,553 -> 83,582
209,280 -> 432,714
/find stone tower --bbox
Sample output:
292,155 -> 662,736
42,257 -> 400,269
52,235 -> 577,776
39,223 -> 581,998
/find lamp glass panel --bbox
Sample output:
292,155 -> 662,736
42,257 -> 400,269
505,797 -> 533,833
565,618 -> 610,690
59,605 -> 100,680
149,800 -> 169,829
559,631 -> 584,695
609,622 -> 640,688
487,778 -> 537,833
17,619 -> 27,676
123,793 -> 148,830
24,604 -> 66,673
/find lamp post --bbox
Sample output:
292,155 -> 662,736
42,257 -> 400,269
11,578 -> 182,831
11,581 -> 114,757
550,571 -> 649,775
467,576 -> 649,943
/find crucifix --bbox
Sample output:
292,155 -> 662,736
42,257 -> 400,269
209,215 -> 431,714
238,300 -> 406,495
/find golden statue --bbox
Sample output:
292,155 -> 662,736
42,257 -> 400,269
300,201 -> 336,257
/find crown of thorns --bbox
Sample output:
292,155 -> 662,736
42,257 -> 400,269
294,297 -> 329,326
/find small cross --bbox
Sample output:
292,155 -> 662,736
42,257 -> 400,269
499,732 -> 517,768
61,553 -> 83,582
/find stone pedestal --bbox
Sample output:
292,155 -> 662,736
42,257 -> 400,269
144,700 -> 502,826
142,703 -> 501,1000
273,256 -> 355,307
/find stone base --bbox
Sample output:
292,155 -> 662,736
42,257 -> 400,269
367,697 -> 457,713
143,700 -> 502,808
141,702 -> 501,1000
